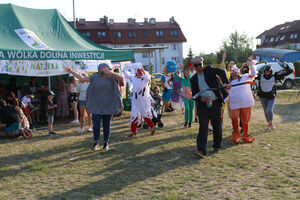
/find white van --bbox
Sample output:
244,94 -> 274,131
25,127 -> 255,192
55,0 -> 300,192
255,62 -> 296,89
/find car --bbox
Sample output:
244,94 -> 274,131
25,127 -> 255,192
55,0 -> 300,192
255,62 -> 296,89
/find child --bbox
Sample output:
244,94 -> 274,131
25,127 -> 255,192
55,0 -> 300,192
47,91 -> 58,136
151,86 -> 164,127
174,65 -> 194,127
22,90 -> 35,130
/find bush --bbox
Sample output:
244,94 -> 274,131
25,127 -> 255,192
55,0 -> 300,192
294,61 -> 300,77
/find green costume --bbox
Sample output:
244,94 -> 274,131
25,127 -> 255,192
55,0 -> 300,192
174,71 -> 195,123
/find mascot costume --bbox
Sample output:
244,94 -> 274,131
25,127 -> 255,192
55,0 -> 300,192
123,65 -> 155,137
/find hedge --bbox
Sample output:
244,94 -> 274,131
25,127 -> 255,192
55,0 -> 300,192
294,61 -> 300,77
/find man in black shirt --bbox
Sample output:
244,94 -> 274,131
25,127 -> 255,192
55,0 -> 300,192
190,57 -> 230,157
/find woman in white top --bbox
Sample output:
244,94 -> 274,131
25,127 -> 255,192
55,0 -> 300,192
68,76 -> 79,124
228,56 -> 256,144
76,74 -> 92,132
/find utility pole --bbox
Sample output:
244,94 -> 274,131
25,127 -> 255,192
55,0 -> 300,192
73,0 -> 76,29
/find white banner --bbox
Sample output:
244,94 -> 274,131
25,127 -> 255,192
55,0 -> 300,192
76,60 -> 112,73
1,60 -> 74,76
0,60 -> 9,74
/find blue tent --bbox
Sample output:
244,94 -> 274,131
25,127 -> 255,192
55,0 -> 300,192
253,48 -> 300,62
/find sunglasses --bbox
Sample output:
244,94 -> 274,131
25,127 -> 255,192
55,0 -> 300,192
193,64 -> 202,67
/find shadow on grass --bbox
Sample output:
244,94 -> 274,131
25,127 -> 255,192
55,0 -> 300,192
0,109 -> 239,199
40,131 -> 235,199
273,102 -> 300,123
0,114 -> 132,145
40,140 -> 199,199
0,116 -> 193,178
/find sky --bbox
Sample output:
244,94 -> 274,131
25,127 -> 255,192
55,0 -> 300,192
1,0 -> 300,57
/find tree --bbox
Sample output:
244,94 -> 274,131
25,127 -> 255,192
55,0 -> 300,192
217,31 -> 253,64
184,47 -> 194,65
198,52 -> 218,65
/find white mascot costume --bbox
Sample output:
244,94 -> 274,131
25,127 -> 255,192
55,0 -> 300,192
123,65 -> 155,137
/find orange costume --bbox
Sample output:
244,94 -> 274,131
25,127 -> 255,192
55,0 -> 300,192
228,62 -> 256,143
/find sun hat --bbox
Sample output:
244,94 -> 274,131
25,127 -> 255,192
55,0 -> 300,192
191,57 -> 204,64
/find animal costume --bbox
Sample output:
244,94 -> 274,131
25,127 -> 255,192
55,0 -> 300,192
174,69 -> 194,125
124,66 -> 155,136
228,62 -> 256,143
161,60 -> 177,106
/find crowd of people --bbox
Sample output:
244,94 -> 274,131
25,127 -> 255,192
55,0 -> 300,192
0,75 -> 94,138
0,55 -> 293,157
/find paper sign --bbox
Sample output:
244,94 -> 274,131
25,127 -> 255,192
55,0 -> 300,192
15,29 -> 52,50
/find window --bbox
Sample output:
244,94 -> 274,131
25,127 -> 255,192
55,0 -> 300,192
142,52 -> 153,58
170,30 -> 178,37
97,32 -> 106,38
275,36 -> 280,42
82,32 -> 91,38
113,32 -> 122,38
172,44 -> 177,50
161,57 -> 165,65
144,31 -> 148,38
290,33 -> 298,39
269,37 -> 274,42
280,35 -> 285,41
155,30 -> 164,37
264,38 -> 269,44
128,31 -> 137,38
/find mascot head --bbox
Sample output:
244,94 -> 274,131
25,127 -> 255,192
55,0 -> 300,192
166,60 -> 177,73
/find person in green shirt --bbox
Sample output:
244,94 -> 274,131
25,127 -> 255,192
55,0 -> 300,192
174,65 -> 194,127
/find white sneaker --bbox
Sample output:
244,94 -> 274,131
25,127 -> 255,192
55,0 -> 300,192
208,125 -> 213,131
87,127 -> 93,132
70,120 -> 79,124
266,124 -> 275,130
270,125 -> 275,130
76,128 -> 84,132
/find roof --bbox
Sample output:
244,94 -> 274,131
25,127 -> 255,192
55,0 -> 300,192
253,48 -> 300,62
71,19 -> 187,44
75,21 -> 183,30
0,4 -> 133,61
257,20 -> 300,38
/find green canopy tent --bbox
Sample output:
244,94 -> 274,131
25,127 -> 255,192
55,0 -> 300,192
0,3 -> 133,78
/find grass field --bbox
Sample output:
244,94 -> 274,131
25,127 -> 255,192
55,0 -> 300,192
0,91 -> 299,200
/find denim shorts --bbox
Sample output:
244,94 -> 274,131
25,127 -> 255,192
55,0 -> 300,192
78,100 -> 87,107
6,122 -> 21,134
162,89 -> 173,102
